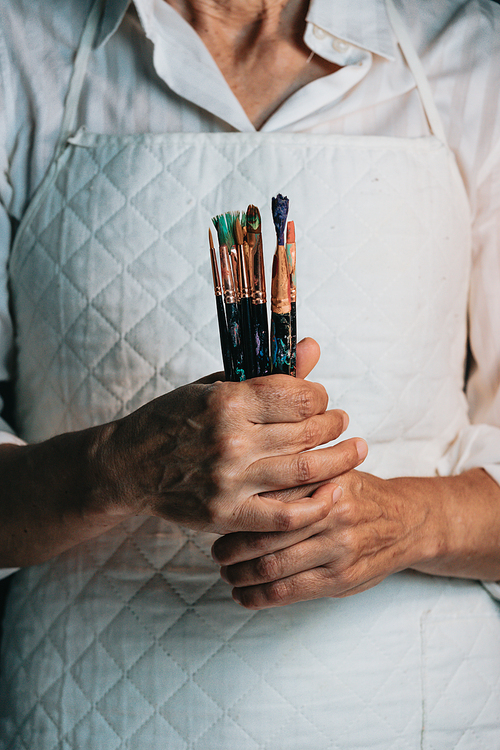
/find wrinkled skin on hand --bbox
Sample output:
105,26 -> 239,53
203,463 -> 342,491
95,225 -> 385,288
212,469 -> 433,607
96,339 -> 367,535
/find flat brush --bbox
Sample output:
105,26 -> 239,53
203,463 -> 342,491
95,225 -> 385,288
209,228 -> 232,380
212,214 -> 245,381
227,211 -> 240,298
286,220 -> 297,377
271,194 -> 292,375
235,218 -> 256,379
246,204 -> 271,376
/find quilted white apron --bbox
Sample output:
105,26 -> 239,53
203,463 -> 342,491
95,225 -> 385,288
1,1 -> 500,747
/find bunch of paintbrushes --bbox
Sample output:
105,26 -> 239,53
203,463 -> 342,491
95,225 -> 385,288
209,195 -> 296,381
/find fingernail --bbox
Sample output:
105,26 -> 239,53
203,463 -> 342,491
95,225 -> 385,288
232,588 -> 242,604
220,566 -> 229,583
331,485 -> 343,502
342,411 -> 349,431
355,438 -> 368,461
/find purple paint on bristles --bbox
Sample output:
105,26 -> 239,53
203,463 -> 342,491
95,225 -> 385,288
272,194 -> 289,246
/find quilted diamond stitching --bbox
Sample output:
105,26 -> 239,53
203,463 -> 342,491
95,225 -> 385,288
1,132 -> 479,749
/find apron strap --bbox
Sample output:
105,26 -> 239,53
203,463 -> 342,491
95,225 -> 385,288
385,0 -> 448,145
55,0 -> 104,155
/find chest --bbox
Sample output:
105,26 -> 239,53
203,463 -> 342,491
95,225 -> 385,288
9,129 -> 471,480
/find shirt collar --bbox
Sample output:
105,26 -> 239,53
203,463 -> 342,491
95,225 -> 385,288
95,0 -> 397,62
306,0 -> 397,61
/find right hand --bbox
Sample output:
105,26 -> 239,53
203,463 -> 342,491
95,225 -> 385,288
96,373 -> 366,535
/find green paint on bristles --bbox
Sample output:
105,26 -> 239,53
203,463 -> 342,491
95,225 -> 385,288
246,205 -> 261,232
240,211 -> 246,229
225,211 -> 240,247
212,213 -> 232,247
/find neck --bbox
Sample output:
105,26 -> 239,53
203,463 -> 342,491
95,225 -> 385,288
163,0 -> 339,130
165,0 -> 309,51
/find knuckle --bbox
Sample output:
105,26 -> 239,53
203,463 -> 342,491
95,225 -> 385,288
263,578 -> 290,605
336,499 -> 358,526
336,565 -> 358,591
338,525 -> 358,552
255,552 -> 282,582
221,393 -> 243,420
302,419 -> 322,449
295,388 -> 315,419
294,453 -> 313,484
273,506 -> 294,532
220,432 -> 246,463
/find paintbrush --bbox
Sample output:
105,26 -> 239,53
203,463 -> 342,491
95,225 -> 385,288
246,204 -> 271,376
285,220 -> 297,377
212,214 -> 245,381
209,228 -> 233,380
235,217 -> 256,379
271,194 -> 292,375
227,211 -> 240,298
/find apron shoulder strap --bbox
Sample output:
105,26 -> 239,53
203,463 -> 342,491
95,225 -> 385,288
55,0 -> 104,155
385,0 -> 448,145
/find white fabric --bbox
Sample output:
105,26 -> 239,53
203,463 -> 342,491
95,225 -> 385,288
1,1 -> 500,747
0,0 -> 500,449
0,0 -> 498,585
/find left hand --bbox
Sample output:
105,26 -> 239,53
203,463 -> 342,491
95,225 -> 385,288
212,470 -> 431,608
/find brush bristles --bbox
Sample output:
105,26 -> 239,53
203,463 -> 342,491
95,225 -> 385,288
234,218 -> 244,246
212,214 -> 231,247
246,205 -> 261,232
272,194 -> 289,246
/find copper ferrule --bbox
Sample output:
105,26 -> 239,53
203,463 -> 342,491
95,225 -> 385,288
225,246 -> 237,300
271,246 -> 291,314
248,233 -> 267,303
237,243 -> 252,299
220,245 -> 237,304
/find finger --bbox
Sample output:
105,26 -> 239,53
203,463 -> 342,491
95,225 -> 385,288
248,438 -> 368,493
224,491 -> 332,534
212,484 -> 339,565
195,371 -> 225,384
230,568 -> 334,609
217,375 -> 329,424
295,337 -> 320,379
259,481 -> 324,502
256,409 -> 348,456
230,568 -> 387,609
221,530 -> 339,587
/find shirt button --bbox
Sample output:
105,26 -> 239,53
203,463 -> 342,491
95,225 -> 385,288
313,25 -> 326,40
331,37 -> 350,53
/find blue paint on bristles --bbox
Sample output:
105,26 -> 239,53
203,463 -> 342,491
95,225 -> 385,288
271,194 -> 289,246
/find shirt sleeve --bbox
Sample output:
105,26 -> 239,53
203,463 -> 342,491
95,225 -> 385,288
0,18 -> 25,579
435,141 -> 500,599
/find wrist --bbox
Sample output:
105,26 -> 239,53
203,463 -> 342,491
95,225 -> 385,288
403,469 -> 500,580
0,427 -> 133,567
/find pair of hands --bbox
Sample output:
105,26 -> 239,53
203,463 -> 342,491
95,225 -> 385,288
104,339 -> 431,609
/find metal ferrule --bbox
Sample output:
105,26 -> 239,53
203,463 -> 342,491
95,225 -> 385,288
237,244 -> 252,299
220,246 -> 237,304
248,233 -> 267,303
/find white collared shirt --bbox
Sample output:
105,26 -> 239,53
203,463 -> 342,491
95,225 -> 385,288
1,0 -> 500,591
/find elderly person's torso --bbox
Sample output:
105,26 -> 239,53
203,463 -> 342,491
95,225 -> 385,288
1,0 -> 500,748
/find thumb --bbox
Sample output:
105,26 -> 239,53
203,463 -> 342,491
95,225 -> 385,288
296,337 -> 321,379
